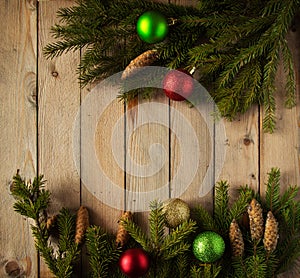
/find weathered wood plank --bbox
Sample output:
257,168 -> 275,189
260,27 -> 300,192
38,0 -> 80,276
217,108 -> 260,201
170,96 -> 215,210
261,23 -> 300,278
0,0 -> 38,276
79,82 -> 125,277
174,1 -> 259,206
125,0 -> 170,231
168,0 -> 214,213
126,94 -> 169,223
81,88 -> 125,232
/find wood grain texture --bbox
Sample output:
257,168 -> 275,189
0,0 -> 38,276
168,0 -> 214,213
170,98 -> 214,210
80,89 -> 125,277
81,92 -> 125,232
38,0 -> 80,276
124,0 -> 170,230
0,0 -> 299,277
217,108 -> 260,202
260,27 -> 300,193
261,23 -> 300,278
126,94 -> 169,233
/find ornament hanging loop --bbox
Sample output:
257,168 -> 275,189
189,67 -> 196,75
168,18 -> 178,25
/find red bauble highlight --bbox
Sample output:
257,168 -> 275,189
163,69 -> 194,101
119,248 -> 150,278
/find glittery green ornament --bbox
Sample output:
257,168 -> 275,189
193,231 -> 225,263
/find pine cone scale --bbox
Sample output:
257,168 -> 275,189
121,50 -> 158,79
263,211 -> 279,253
116,211 -> 133,248
248,199 -> 264,242
75,206 -> 89,245
229,219 -> 244,257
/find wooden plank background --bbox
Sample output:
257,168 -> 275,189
0,0 -> 299,277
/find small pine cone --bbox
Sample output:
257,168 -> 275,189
263,211 -> 279,253
121,50 -> 158,79
75,206 -> 89,245
248,199 -> 264,242
116,211 -> 133,248
229,219 -> 244,257
46,214 -> 58,230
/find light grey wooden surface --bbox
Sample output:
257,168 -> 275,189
0,0 -> 299,277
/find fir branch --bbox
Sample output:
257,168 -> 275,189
265,167 -> 281,212
265,252 -> 279,278
44,0 -> 300,131
11,172 -> 49,220
232,257 -> 248,278
121,217 -> 152,252
160,220 -> 196,254
278,185 -> 299,213
277,201 -> 300,274
57,208 -> 76,252
229,185 -> 255,221
190,264 -> 222,278
266,181 -> 299,220
11,172 -> 80,278
280,39 -> 296,108
214,181 -> 230,235
31,225 -> 58,274
262,43 -> 280,133
149,201 -> 166,249
245,254 -> 267,278
175,253 -> 190,278
86,226 -> 122,278
161,241 -> 190,260
122,203 -> 196,277
55,244 -> 80,278
192,205 -> 218,231
43,39 -> 85,59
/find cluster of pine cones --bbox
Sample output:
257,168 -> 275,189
229,199 -> 279,257
46,206 -> 90,245
46,207 -> 133,248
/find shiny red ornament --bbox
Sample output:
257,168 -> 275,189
119,248 -> 150,278
162,69 -> 194,101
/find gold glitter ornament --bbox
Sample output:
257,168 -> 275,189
162,198 -> 190,228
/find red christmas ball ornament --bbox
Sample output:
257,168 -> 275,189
119,248 -> 150,278
162,69 -> 194,101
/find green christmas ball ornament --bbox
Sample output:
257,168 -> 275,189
193,231 -> 225,263
162,198 -> 190,228
136,11 -> 168,44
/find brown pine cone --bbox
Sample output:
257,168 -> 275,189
46,214 -> 58,230
248,199 -> 264,242
46,214 -> 59,238
229,219 -> 244,257
263,211 -> 279,253
121,50 -> 158,79
75,206 -> 89,245
116,211 -> 133,248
